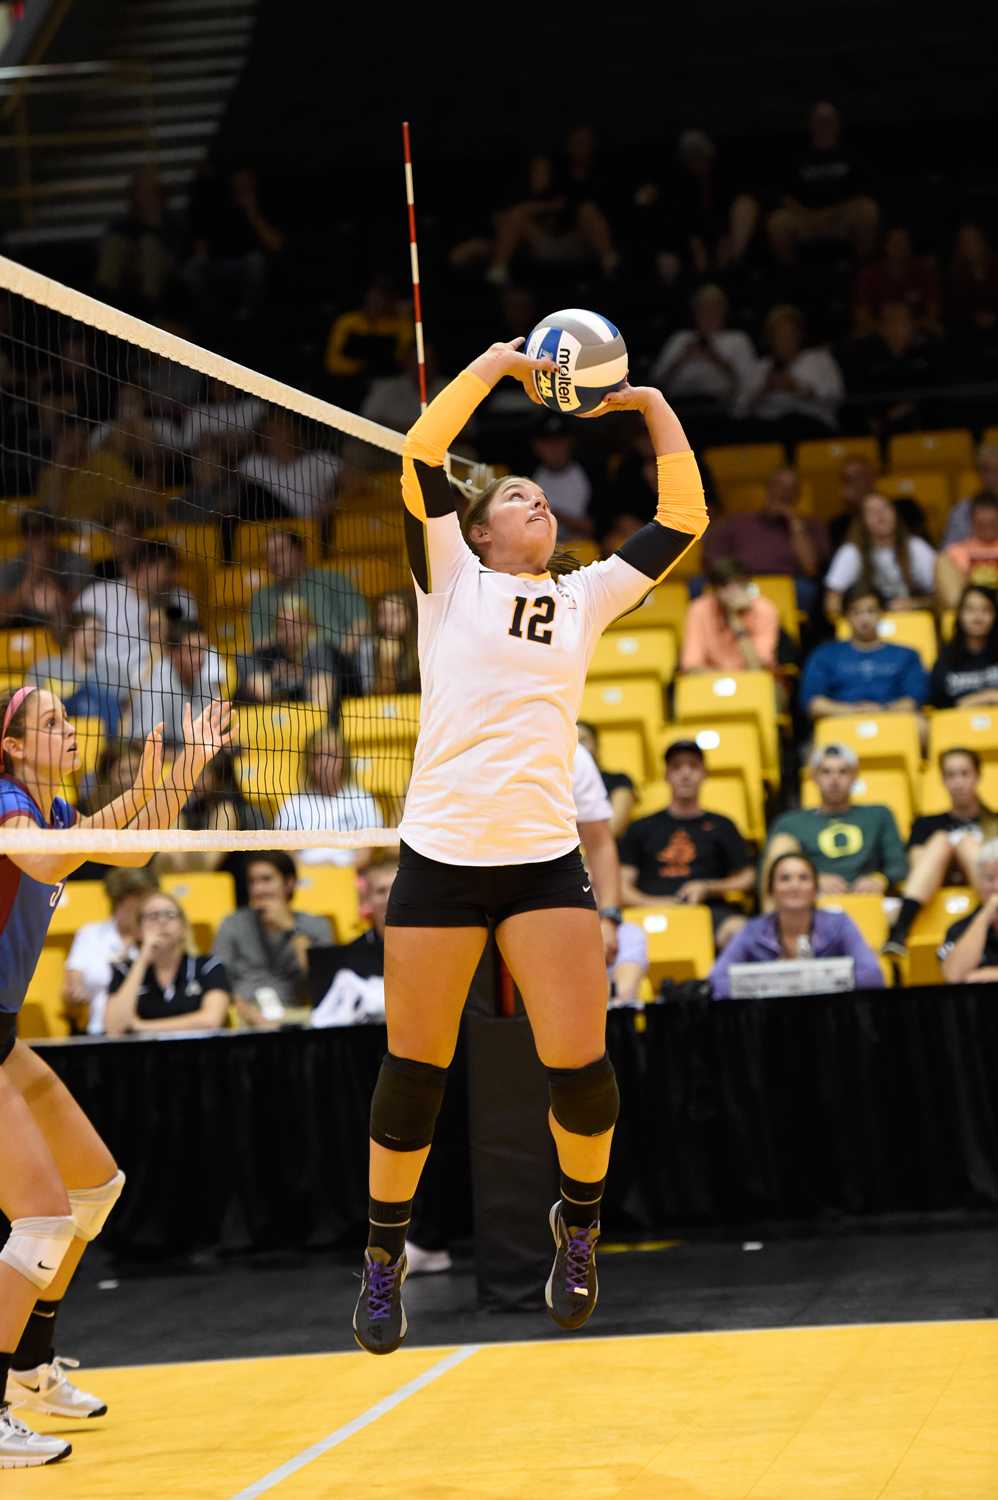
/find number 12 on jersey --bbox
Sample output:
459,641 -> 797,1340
509,595 -> 556,645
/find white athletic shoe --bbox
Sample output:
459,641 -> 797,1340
404,1241 -> 453,1275
0,1405 -> 71,1467
5,1357 -> 107,1420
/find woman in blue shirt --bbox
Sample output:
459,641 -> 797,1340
710,851 -> 885,998
0,684 -> 230,1467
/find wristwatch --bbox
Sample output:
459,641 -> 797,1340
599,906 -> 622,925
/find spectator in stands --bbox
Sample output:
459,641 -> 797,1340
633,129 -> 759,283
735,305 -> 845,441
186,164 -> 284,320
618,739 -> 753,950
649,285 -> 757,418
361,345 -> 447,435
272,727 -> 383,866
826,456 -> 927,551
0,509 -> 88,624
85,382 -> 178,493
681,558 -> 780,674
702,466 -> 829,614
357,589 -> 420,696
77,539 -> 197,702
766,101 -> 879,266
27,611 -> 122,742
709,851 -> 884,998
939,839 -> 998,984
154,749 -> 269,907
214,851 -> 333,1022
250,529 -> 367,658
764,742 -> 907,895
848,301 -> 945,437
62,867 -> 160,1036
484,151 -> 619,286
530,416 -> 593,540
884,747 -> 998,956
937,494 -> 998,607
942,444 -> 998,547
337,855 -> 396,975
802,584 -> 927,721
597,430 -> 659,532
169,438 -> 261,528
929,585 -> 998,708
852,227 -> 941,335
946,225 -> 998,342
129,620 -> 226,744
577,721 -> 636,838
180,377 -> 265,457
105,891 -> 231,1035
95,163 -> 181,312
237,408 -> 341,521
824,492 -> 937,617
324,279 -> 413,399
239,590 -> 347,713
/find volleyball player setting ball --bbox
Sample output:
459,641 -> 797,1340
0,687 -> 230,1466
353,318 -> 708,1354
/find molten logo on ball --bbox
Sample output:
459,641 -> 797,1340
526,308 -> 628,416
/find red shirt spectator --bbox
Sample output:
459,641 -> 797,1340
704,468 -> 829,580
853,227 -> 940,334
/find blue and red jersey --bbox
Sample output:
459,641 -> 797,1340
0,777 -> 76,1015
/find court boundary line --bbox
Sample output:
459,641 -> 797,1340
226,1343 -> 480,1500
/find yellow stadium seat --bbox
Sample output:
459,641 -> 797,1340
46,881 -> 110,952
955,468 -> 981,502
592,727 -> 645,788
797,436 -> 879,481
18,948 -> 69,1039
834,609 -> 937,670
752,574 -> 800,641
294,864 -> 364,943
703,443 -> 786,493
588,628 -> 676,687
624,905 -> 715,985
636,775 -> 751,839
234,702 -> 329,756
341,554 -> 410,600
674,670 -> 780,782
579,678 -> 665,779
608,581 -> 688,637
815,893 -> 894,985
907,885 -> 977,985
877,472 -> 952,536
340,693 -> 421,750
148,523 -> 224,564
804,767 -> 912,840
813,714 -> 922,794
666,538 -> 702,582
210,565 -> 269,612
888,429 -> 974,479
235,749 -> 304,814
723,480 -> 814,517
0,628 -> 57,673
161,871 -> 236,954
928,708 -> 998,768
918,761 -> 998,818
234,519 -> 322,565
660,722 -> 766,842
354,752 -> 411,826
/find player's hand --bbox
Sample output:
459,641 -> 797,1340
675,880 -> 710,905
600,917 -> 619,967
486,337 -> 556,399
138,723 -> 165,793
184,699 -> 232,761
575,382 -> 651,418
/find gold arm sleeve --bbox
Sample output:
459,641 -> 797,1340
403,369 -> 492,467
654,451 -> 709,538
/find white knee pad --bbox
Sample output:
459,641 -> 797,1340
68,1169 -> 125,1243
0,1216 -> 76,1290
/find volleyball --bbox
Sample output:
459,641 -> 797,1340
525,308 -> 628,415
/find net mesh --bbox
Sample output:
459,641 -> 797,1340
0,256 -> 482,854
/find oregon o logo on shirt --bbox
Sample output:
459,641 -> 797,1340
816,821 -> 864,861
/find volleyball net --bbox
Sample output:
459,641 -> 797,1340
0,257 -> 484,854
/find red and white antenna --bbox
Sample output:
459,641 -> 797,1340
401,120 -> 427,413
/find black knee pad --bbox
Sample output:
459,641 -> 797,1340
547,1053 -> 619,1136
370,1052 -> 448,1152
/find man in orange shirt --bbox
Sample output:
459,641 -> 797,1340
681,559 -> 780,672
938,495 -> 998,607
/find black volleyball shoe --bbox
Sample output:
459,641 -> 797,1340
353,1247 -> 409,1355
544,1200 -> 600,1331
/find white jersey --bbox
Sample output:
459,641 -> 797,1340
396,369 -> 707,868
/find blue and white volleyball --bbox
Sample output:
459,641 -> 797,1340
525,308 -> 628,415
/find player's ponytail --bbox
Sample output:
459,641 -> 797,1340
461,475 -> 583,580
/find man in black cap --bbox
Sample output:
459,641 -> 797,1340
618,739 -> 754,950
530,414 -> 593,540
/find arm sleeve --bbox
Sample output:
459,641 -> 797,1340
899,648 -> 928,705
708,921 -> 756,999
572,451 -> 709,635
879,810 -> 908,885
401,370 -> 489,595
199,956 -> 230,995
840,915 -> 885,989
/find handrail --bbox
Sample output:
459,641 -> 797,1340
0,60 -> 150,82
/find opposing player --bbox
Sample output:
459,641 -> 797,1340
353,337 -> 708,1354
0,685 -> 230,1466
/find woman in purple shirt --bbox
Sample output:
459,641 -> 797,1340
710,851 -> 884,998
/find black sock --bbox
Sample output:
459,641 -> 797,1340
12,1300 -> 58,1373
888,896 -> 922,944
560,1173 -> 606,1228
0,1352 -> 11,1410
368,1197 -> 411,1262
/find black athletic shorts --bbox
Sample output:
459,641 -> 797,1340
0,1011 -> 17,1067
386,840 -> 599,928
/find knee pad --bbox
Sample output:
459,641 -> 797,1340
370,1053 -> 448,1152
68,1169 -> 125,1243
548,1053 -> 619,1137
0,1215 -> 75,1291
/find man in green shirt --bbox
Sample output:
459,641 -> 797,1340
250,529 -> 368,654
763,742 -> 907,895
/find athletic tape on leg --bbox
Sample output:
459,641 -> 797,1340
0,1216 -> 75,1290
370,1053 -> 448,1152
547,1053 -> 619,1136
68,1169 -> 125,1242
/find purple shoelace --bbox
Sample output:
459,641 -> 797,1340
367,1259 -> 400,1321
564,1229 -> 596,1290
